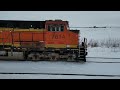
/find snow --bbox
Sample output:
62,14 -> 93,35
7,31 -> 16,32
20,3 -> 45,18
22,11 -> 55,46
0,74 -> 120,79
0,60 -> 120,79
87,47 -> 120,59
81,28 -> 120,61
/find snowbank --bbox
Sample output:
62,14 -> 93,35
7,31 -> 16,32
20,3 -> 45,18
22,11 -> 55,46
87,47 -> 120,58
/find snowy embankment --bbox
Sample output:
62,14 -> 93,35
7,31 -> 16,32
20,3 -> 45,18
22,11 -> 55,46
86,47 -> 120,62
80,28 -> 120,59
0,60 -> 120,79
0,74 -> 120,79
87,47 -> 120,58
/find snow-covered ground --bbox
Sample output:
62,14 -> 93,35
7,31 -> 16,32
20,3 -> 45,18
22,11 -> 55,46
0,28 -> 120,79
87,47 -> 120,59
0,59 -> 120,79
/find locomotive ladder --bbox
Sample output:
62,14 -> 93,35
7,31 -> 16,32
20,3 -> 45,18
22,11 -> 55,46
79,38 -> 87,62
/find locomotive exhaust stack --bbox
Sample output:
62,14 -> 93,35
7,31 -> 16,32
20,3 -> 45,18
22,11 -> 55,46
0,19 -> 87,62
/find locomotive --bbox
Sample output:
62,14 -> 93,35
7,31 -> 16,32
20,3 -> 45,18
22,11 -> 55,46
0,19 -> 87,62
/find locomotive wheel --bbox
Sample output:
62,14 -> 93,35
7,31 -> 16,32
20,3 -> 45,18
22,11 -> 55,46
49,53 -> 59,61
27,53 -> 40,61
67,56 -> 74,61
38,54 -> 44,60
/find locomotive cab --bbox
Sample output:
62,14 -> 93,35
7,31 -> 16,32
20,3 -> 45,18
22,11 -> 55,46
45,20 -> 79,49
45,20 -> 66,32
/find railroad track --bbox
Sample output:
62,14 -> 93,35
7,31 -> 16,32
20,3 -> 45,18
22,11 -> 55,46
87,61 -> 120,63
0,72 -> 120,77
86,57 -> 120,63
87,57 -> 120,59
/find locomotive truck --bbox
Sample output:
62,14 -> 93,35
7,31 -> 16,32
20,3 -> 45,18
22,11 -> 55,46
0,19 -> 87,62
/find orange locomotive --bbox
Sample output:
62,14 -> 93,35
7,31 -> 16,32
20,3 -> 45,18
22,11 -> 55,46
0,19 -> 87,61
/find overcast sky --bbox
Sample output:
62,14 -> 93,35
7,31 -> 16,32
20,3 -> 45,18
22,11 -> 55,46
0,11 -> 120,27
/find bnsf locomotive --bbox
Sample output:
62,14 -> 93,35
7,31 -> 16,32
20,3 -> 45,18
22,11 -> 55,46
0,19 -> 87,62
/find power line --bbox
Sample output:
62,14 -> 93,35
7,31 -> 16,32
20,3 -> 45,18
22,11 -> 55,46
70,26 -> 120,28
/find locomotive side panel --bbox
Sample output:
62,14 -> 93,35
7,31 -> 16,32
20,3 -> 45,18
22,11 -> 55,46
0,31 -> 12,46
66,31 -> 79,48
45,32 -> 66,48
0,30 -> 46,48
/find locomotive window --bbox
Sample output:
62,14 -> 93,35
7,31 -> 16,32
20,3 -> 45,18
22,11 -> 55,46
61,26 -> 64,31
56,26 -> 59,31
48,25 -> 51,31
52,26 -> 55,31
48,25 -> 64,32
